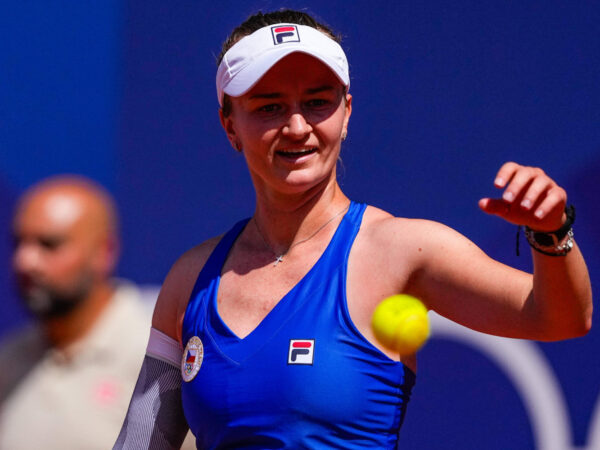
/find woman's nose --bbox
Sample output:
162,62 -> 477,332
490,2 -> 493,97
282,111 -> 312,138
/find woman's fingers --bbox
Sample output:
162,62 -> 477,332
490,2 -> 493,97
532,186 -> 567,229
481,162 -> 566,231
519,175 -> 552,210
493,161 -> 520,188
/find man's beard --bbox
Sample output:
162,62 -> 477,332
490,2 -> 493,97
17,274 -> 94,320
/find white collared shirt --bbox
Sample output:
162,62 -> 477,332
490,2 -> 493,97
0,281 -> 154,450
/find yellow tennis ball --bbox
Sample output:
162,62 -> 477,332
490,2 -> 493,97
371,294 -> 430,355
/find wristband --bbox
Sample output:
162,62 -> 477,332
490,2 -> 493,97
523,205 -> 575,256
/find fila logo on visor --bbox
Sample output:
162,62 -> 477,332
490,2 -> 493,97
271,25 -> 300,45
288,339 -> 314,365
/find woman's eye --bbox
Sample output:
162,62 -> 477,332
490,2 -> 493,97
258,104 -> 280,113
307,99 -> 328,108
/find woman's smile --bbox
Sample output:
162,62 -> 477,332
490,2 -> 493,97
223,52 -> 352,193
275,146 -> 319,162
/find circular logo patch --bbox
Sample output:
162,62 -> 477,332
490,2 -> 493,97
181,336 -> 203,382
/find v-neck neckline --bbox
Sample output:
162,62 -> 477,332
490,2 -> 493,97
206,202 -> 355,363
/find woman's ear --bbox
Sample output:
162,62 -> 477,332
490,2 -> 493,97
341,93 -> 352,140
219,109 -> 242,152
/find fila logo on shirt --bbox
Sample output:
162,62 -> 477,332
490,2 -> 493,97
288,339 -> 315,365
271,25 -> 300,45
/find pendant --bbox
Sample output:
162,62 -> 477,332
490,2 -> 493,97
273,255 -> 284,266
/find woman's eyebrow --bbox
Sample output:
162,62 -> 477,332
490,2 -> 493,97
306,85 -> 334,94
249,92 -> 281,100
249,85 -> 335,100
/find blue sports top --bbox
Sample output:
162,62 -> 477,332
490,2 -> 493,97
181,201 -> 416,449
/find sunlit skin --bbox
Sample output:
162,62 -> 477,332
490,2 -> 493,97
221,52 -> 352,203
106,17 -> 593,447
153,52 -> 591,377
12,177 -> 118,350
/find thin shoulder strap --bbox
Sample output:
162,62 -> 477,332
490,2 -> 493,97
183,218 -> 249,335
194,218 -> 249,283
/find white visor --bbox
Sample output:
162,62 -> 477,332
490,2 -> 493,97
216,23 -> 349,106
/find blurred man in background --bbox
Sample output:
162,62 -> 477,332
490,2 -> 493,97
0,175 -> 194,449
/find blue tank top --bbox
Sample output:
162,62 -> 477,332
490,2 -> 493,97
181,201 -> 416,449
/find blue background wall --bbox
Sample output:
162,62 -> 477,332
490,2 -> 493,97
1,1 -> 598,448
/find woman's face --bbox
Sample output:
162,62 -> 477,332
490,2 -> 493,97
221,52 -> 352,196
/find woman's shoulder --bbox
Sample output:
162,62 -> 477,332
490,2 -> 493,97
359,204 -> 467,258
361,204 -> 450,236
359,204 -> 484,273
172,235 -> 223,282
151,234 -> 223,342
350,205 -> 477,301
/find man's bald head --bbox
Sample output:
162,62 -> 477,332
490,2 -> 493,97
12,176 -> 120,319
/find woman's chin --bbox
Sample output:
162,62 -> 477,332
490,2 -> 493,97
278,170 -> 336,194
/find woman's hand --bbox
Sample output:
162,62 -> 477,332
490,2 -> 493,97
478,162 -> 567,232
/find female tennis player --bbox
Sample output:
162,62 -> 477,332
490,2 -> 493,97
114,9 -> 592,449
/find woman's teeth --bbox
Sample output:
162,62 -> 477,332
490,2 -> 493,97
277,147 -> 317,157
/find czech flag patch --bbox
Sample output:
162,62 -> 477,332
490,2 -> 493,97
181,336 -> 203,382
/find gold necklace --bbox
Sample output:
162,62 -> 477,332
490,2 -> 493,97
253,204 -> 350,266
